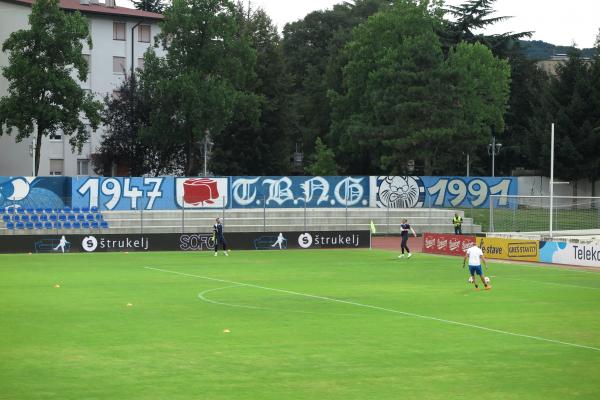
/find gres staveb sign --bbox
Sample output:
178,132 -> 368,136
0,231 -> 370,254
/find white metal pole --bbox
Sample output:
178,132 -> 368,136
550,123 -> 555,239
466,154 -> 470,177
32,136 -> 35,177
491,136 -> 496,177
203,135 -> 208,176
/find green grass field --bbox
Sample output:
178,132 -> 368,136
1,250 -> 600,400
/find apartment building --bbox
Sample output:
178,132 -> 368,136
0,0 -> 163,176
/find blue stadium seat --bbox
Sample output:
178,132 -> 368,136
44,208 -> 53,214
72,207 -> 81,213
63,222 -> 72,229
100,221 -> 109,229
2,215 -> 9,223
82,207 -> 90,213
67,214 -> 76,222
26,222 -> 34,229
91,221 -> 99,229
53,222 -> 62,229
34,222 -> 43,229
21,215 -> 30,222
35,208 -> 43,214
31,215 -> 39,222
82,221 -> 90,229
44,222 -> 53,229
49,214 -> 58,222
76,214 -> 85,222
6,222 -> 15,230
59,214 -> 67,222
63,207 -> 71,213
40,214 -> 48,222
12,215 -> 20,222
95,213 -> 103,221
16,222 -> 24,229
72,222 -> 81,229
7,208 -> 15,214
26,208 -> 34,214
0,208 -> 4,214
86,214 -> 95,221
91,206 -> 99,213
16,208 -> 25,214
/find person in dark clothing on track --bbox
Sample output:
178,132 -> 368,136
212,217 -> 229,256
398,218 -> 417,259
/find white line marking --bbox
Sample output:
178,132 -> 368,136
198,285 -> 358,316
145,267 -> 600,353
500,276 -> 600,291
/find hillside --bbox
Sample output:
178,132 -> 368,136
520,40 -> 596,60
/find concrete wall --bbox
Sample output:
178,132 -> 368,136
0,1 -> 163,177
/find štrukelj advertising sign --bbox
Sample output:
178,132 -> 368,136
0,231 -> 370,254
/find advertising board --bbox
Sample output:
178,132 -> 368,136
0,231 -> 371,254
539,241 -> 600,268
423,233 -> 476,256
476,237 -> 539,262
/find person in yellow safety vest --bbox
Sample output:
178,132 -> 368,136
453,213 -> 463,235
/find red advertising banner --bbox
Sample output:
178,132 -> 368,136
423,233 -> 476,256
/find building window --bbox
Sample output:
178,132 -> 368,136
113,22 -> 126,41
113,56 -> 126,74
77,159 -> 90,176
137,57 -> 144,70
82,54 -> 91,81
49,159 -> 64,176
138,25 -> 151,43
49,133 -> 62,142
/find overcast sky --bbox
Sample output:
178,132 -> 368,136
121,0 -> 599,48
246,0 -> 600,48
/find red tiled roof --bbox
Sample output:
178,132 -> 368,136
6,0 -> 164,20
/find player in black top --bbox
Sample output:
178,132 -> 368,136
212,217 -> 228,256
398,218 -> 417,259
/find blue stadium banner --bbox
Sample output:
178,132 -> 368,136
230,176 -> 370,208
370,176 -> 518,208
0,176 -> 70,210
2,175 -> 516,211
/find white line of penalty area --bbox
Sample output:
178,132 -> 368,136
144,266 -> 600,353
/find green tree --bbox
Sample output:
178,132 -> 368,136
442,0 -> 531,58
0,0 -> 102,175
549,45 -> 600,193
142,0 -> 260,176
93,74 -> 181,176
210,3 -> 294,175
495,52 -> 552,176
132,0 -> 165,13
282,0 -> 390,166
306,137 -> 338,175
329,0 -> 510,175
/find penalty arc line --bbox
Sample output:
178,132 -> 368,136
144,267 -> 600,353
198,285 -> 360,316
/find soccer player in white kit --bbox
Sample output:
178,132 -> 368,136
463,244 -> 491,290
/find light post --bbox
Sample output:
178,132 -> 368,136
29,135 -> 36,176
203,131 -> 213,176
488,136 -> 502,177
131,21 -> 143,76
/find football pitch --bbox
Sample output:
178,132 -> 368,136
1,250 -> 599,400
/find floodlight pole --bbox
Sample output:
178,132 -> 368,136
549,123 -> 555,239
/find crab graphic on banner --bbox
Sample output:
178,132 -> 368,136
176,178 -> 228,208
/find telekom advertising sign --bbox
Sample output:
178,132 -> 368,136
423,233 -> 476,256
